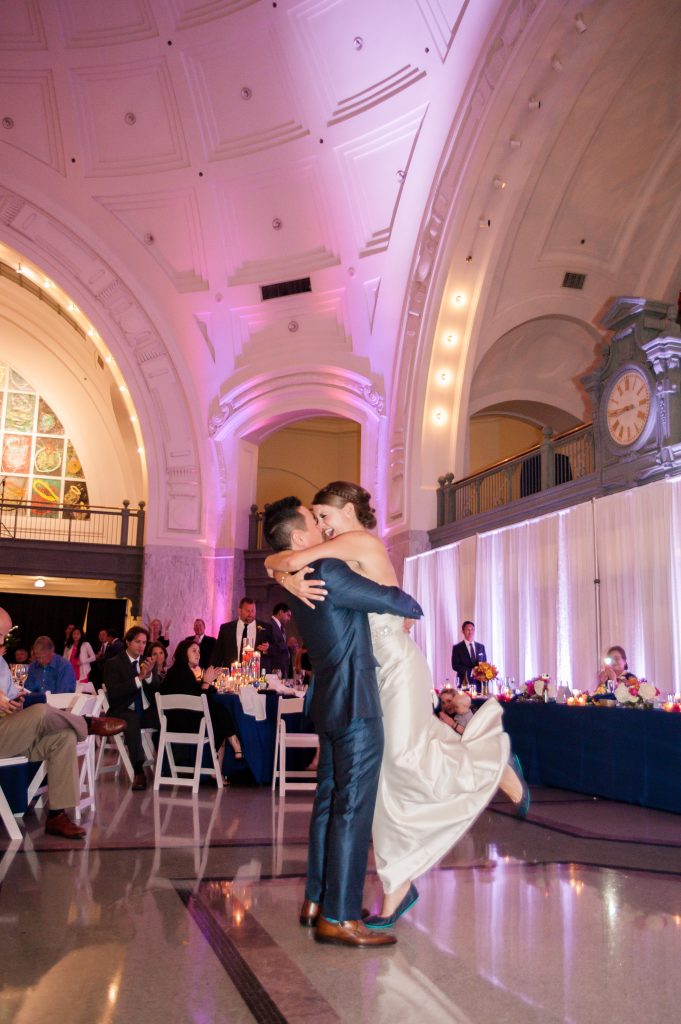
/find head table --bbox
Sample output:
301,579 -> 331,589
481,699 -> 681,814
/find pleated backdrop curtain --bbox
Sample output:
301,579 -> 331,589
403,476 -> 681,691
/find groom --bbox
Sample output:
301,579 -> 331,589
263,497 -> 423,948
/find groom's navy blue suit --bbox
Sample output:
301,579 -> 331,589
287,557 -> 422,921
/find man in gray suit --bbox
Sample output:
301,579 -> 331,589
263,497 -> 422,948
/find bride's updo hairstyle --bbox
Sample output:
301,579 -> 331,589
312,481 -> 377,530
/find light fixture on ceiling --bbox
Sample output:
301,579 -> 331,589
130,415 -> 137,422
288,320 -> 299,333
493,177 -> 507,190
575,13 -> 587,33
479,218 -> 491,228
240,86 -> 252,100
272,217 -> 282,230
124,112 -> 137,126
119,384 -> 127,393
353,36 -> 363,50
551,54 -> 563,72
452,292 -> 466,306
137,446 -> 144,454
87,327 -> 95,337
438,370 -> 451,385
397,169 -> 406,181
143,233 -> 154,245
2,116 -> 14,130
509,137 -> 522,149
528,96 -> 541,111
432,409 -> 447,425
444,332 -> 458,346
34,577 -> 46,589
105,355 -> 113,363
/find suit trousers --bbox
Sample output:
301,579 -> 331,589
109,707 -> 158,770
305,716 -> 384,921
0,704 -> 84,809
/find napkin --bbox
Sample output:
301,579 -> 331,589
239,687 -> 267,721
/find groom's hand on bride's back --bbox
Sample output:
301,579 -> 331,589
278,566 -> 328,609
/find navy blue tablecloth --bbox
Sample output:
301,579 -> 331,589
494,701 -> 681,813
213,691 -> 311,785
0,762 -> 41,814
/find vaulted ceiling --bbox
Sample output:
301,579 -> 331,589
0,0 -> 679,546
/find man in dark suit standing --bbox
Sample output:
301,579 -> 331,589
90,627 -> 124,690
451,620 -> 487,690
210,598 -> 269,668
264,496 -> 423,949
261,602 -> 293,677
185,618 -> 216,670
103,625 -> 160,790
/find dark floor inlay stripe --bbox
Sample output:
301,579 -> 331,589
176,882 -> 342,1024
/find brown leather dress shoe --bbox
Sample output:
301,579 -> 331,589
314,917 -> 397,947
131,772 -> 147,791
45,812 -> 86,839
88,716 -> 127,737
299,899 -> 320,927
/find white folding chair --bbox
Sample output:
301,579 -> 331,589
94,688 -> 153,782
153,693 -> 224,793
32,692 -> 103,819
271,696 -> 319,794
0,757 -> 31,840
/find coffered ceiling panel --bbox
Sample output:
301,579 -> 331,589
414,0 -> 469,62
217,160 -> 339,285
182,33 -> 308,161
168,0 -> 263,32
0,0 -> 47,51
289,0 -> 427,125
336,107 -> 427,257
0,70 -> 65,174
96,189 -> 209,292
231,290 -> 352,364
55,0 -> 159,48
70,58 -> 189,176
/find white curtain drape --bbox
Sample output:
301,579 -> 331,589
403,476 -> 681,691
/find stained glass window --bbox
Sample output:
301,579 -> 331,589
0,361 -> 89,518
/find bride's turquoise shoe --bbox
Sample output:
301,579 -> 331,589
510,753 -> 531,819
364,883 -> 419,929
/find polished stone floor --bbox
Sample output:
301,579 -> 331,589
2,775 -> 681,1024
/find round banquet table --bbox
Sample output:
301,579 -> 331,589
212,690 -> 312,785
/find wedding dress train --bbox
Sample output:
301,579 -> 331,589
370,612 -> 509,893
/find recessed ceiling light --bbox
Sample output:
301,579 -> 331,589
34,577 -> 46,589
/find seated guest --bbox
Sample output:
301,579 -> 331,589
437,688 -> 473,736
26,636 -> 76,702
64,627 -> 96,690
595,645 -> 637,693
146,641 -> 168,683
103,626 -> 160,791
184,618 -> 216,670
262,603 -> 293,677
0,606 -> 126,837
9,646 -> 30,665
160,638 -> 242,758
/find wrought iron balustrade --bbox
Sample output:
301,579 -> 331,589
0,498 -> 145,547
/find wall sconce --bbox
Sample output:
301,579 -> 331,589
452,292 -> 466,306
437,369 -> 452,385
445,332 -> 458,346
432,409 -> 448,425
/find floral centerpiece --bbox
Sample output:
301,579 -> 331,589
614,677 -> 659,708
520,675 -> 550,700
471,662 -> 498,686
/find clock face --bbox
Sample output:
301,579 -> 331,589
605,367 -> 652,448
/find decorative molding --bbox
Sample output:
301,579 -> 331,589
329,65 -> 427,126
0,69 -> 65,175
387,0 -> 540,525
96,188 -> 209,293
70,57 -> 189,177
0,0 -> 47,51
0,186 -> 202,537
363,277 -> 381,331
209,365 -> 385,440
55,0 -> 159,47
228,247 -> 339,287
414,0 -> 470,63
168,0 -> 262,31
230,288 -> 351,362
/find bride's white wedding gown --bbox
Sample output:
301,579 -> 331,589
369,612 -> 510,894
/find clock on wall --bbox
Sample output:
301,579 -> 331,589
602,364 -> 655,451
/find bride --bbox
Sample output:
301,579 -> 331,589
265,481 -> 527,925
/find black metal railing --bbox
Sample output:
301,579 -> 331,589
0,498 -> 146,547
436,425 -> 594,527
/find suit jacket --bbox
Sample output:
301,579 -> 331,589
451,640 -> 487,685
103,651 -> 160,718
184,634 -> 216,670
210,619 -> 268,668
261,619 -> 291,677
287,557 -> 423,733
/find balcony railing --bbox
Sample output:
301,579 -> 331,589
0,498 -> 146,547
436,425 -> 595,528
